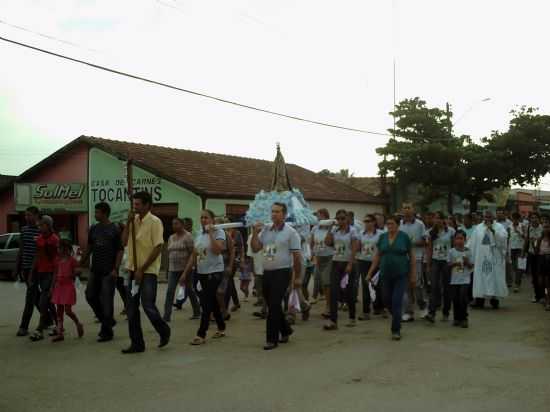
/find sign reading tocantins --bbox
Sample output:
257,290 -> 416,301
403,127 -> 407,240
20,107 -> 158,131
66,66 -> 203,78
88,148 -> 202,224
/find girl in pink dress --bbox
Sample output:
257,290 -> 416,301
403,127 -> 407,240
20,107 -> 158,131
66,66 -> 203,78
50,240 -> 84,342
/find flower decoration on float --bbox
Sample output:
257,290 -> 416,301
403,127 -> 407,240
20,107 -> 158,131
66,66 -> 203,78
245,143 -> 318,227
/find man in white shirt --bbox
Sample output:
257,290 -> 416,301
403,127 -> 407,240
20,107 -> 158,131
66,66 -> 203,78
399,203 -> 427,321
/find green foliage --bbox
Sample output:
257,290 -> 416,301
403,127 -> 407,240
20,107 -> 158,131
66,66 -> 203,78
318,169 -> 354,179
376,99 -> 550,212
487,107 -> 550,186
377,98 -> 467,210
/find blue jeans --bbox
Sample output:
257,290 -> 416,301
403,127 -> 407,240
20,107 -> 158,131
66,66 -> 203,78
164,270 -> 183,322
127,274 -> 170,349
85,271 -> 116,337
428,260 -> 451,317
381,271 -> 408,333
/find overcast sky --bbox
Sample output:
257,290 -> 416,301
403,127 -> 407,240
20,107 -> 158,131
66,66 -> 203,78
1,0 -> 550,187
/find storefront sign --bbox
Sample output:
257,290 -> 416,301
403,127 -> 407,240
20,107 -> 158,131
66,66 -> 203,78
15,183 -> 88,212
88,148 -> 202,225
89,176 -> 164,222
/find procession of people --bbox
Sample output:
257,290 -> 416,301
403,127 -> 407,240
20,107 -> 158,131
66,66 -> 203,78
13,192 -> 549,352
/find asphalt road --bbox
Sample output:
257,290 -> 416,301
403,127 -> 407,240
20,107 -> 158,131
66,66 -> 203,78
1,280 -> 549,412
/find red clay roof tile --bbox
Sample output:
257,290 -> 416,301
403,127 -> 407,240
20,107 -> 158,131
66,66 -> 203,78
80,136 -> 386,204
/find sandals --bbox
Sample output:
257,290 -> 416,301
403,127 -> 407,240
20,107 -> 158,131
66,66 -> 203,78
212,331 -> 226,339
190,336 -> 206,346
29,331 -> 44,342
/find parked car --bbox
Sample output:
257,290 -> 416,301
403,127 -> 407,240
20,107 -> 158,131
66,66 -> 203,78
0,232 -> 20,278
0,233 -> 83,279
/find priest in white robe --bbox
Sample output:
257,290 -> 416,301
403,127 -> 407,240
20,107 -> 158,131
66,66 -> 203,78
467,210 -> 509,309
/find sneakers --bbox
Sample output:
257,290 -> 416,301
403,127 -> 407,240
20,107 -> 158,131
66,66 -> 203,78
346,319 -> 357,328
158,329 -> 171,348
423,313 -> 435,323
401,313 -> 415,322
29,330 -> 44,342
16,328 -> 28,337
513,287 -> 519,293
391,332 -> 401,341
301,305 -> 311,321
323,322 -> 338,331
121,346 -> 145,354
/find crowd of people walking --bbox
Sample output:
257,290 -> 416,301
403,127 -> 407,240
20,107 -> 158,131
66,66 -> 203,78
13,192 -> 549,352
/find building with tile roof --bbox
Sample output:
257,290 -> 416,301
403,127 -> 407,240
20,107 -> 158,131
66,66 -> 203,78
0,136 -> 386,247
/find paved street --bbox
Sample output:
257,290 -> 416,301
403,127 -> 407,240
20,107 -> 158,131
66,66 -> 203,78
1,280 -> 549,412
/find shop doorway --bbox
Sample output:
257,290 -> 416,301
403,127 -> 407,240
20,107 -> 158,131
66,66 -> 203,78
225,204 -> 249,222
152,203 -> 178,273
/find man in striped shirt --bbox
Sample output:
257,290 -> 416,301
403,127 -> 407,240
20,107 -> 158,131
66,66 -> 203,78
16,207 -> 42,337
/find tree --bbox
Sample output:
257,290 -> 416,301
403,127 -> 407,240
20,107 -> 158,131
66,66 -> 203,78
378,100 -> 550,214
487,107 -> 550,187
454,142 -> 503,212
318,169 -> 354,180
377,98 -> 465,213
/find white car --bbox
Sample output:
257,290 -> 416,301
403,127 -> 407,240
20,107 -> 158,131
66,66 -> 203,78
0,232 -> 20,277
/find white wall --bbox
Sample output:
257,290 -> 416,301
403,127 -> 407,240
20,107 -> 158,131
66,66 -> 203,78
205,198 -> 251,216
308,200 -> 384,219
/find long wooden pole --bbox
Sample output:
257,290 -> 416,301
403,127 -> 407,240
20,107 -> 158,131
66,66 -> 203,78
127,158 -> 137,281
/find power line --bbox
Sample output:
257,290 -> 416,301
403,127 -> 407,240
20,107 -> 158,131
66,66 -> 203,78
0,19 -> 101,54
154,0 -> 187,15
0,35 -> 390,137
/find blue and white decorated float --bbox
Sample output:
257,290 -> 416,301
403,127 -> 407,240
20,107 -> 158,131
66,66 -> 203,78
245,144 -> 318,227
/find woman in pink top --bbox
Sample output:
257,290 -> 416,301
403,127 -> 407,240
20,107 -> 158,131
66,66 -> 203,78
50,240 -> 84,342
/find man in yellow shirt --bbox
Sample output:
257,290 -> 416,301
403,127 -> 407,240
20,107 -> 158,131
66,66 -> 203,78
122,191 -> 170,354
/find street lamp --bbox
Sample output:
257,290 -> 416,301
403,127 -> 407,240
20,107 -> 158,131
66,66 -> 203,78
455,97 -> 492,125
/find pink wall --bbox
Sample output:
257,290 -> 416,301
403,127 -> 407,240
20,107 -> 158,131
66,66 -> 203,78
0,142 -> 89,247
22,143 -> 88,183
0,190 -> 15,234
